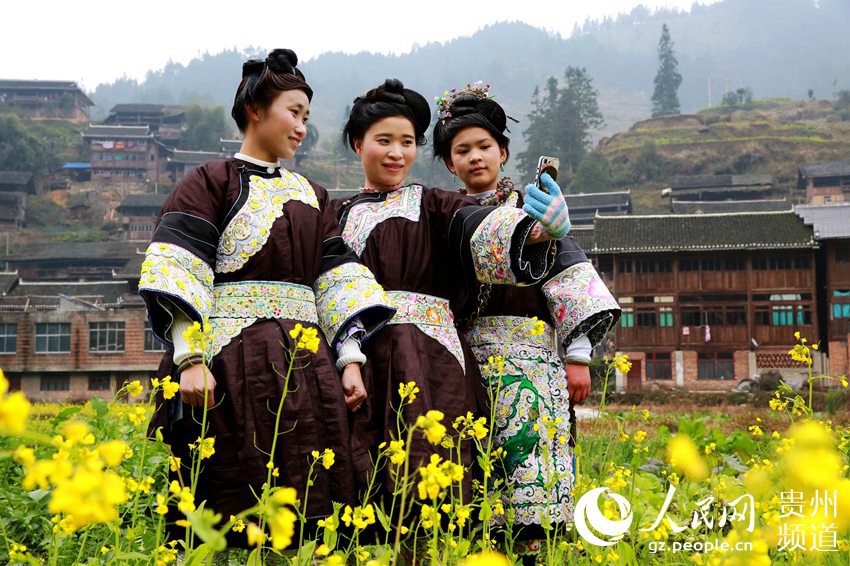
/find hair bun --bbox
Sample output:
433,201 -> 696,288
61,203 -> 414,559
383,78 -> 405,95
267,48 -> 298,74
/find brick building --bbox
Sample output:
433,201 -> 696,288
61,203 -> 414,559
591,211 -> 822,392
796,203 -> 850,376
798,161 -> 850,204
0,279 -> 165,402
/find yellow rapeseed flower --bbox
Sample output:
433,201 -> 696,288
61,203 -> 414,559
398,381 -> 420,403
13,444 -> 35,467
97,440 -> 128,468
126,380 -> 144,397
0,370 -> 31,433
459,551 -> 510,566
190,437 -> 215,460
415,410 -> 447,445
246,522 -> 266,546
230,515 -> 246,533
612,353 -> 632,374
48,466 -> 128,530
667,434 -> 709,481
384,439 -> 406,465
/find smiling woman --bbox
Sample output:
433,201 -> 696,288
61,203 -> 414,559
138,49 -> 395,548
335,78 -> 569,505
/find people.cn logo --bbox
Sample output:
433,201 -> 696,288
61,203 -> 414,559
574,487 -> 633,546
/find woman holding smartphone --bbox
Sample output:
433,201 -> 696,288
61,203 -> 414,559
335,79 -> 570,502
432,82 -> 621,558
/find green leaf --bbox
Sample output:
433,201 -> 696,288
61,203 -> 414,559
90,395 -> 109,418
26,489 -> 50,502
296,540 -> 316,566
374,504 -> 391,532
51,406 -> 82,428
183,544 -> 215,566
185,509 -> 226,552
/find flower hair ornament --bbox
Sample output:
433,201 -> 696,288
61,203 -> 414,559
435,81 -> 493,122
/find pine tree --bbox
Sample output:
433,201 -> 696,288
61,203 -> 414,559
651,24 -> 683,117
518,68 -> 604,181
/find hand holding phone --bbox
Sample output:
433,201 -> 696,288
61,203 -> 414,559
535,156 -> 560,194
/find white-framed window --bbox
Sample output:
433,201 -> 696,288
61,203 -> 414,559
0,323 -> 17,354
35,323 -> 71,354
89,321 -> 125,353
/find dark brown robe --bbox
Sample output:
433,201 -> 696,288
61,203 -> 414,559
335,185 -> 552,497
141,158 -> 393,545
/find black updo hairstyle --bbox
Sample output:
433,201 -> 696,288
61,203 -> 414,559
432,95 -> 511,162
231,48 -> 313,133
342,79 -> 431,150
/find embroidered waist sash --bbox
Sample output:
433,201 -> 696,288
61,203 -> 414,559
207,281 -> 319,358
465,315 -> 557,352
385,291 -> 466,373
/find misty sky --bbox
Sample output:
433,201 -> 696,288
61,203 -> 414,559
5,0 -> 718,89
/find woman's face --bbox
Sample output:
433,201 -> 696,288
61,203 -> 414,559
249,89 -> 310,160
446,126 -> 507,193
355,116 -> 417,189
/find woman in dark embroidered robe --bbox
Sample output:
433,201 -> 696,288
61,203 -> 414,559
432,83 -> 621,552
334,79 -> 572,499
140,49 -> 393,544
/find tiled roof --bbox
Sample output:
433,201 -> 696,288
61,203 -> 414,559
83,125 -> 152,139
0,171 -> 33,185
668,175 -> 773,189
671,199 -> 791,214
167,150 -> 223,165
795,203 -> 850,240
566,191 -> 632,209
0,79 -> 93,105
799,160 -> 850,178
569,226 -> 595,252
108,103 -> 166,114
220,138 -> 242,153
0,280 -> 132,310
116,193 -> 168,212
3,241 -> 141,262
0,271 -> 18,295
594,211 -> 815,254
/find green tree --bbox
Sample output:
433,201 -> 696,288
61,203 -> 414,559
571,152 -> 612,194
180,104 -> 230,151
0,114 -> 49,176
651,24 -> 683,117
517,68 -> 604,181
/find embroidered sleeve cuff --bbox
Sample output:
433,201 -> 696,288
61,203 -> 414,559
139,242 -> 214,344
335,337 -> 367,371
314,262 -> 396,346
335,317 -> 367,353
543,262 -> 621,348
470,207 -> 553,285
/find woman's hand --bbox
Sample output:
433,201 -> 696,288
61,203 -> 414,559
523,173 -> 571,239
179,363 -> 217,408
341,363 -> 367,412
566,363 -> 591,405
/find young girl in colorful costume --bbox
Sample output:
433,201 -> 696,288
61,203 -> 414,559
432,82 -> 621,556
141,49 -> 394,545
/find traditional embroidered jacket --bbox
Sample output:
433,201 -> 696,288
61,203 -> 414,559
460,182 -> 621,527
335,184 -> 554,494
140,157 -> 394,531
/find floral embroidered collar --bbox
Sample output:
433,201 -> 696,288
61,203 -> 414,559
459,177 -> 516,206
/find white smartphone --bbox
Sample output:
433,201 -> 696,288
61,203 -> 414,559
536,156 -> 560,193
